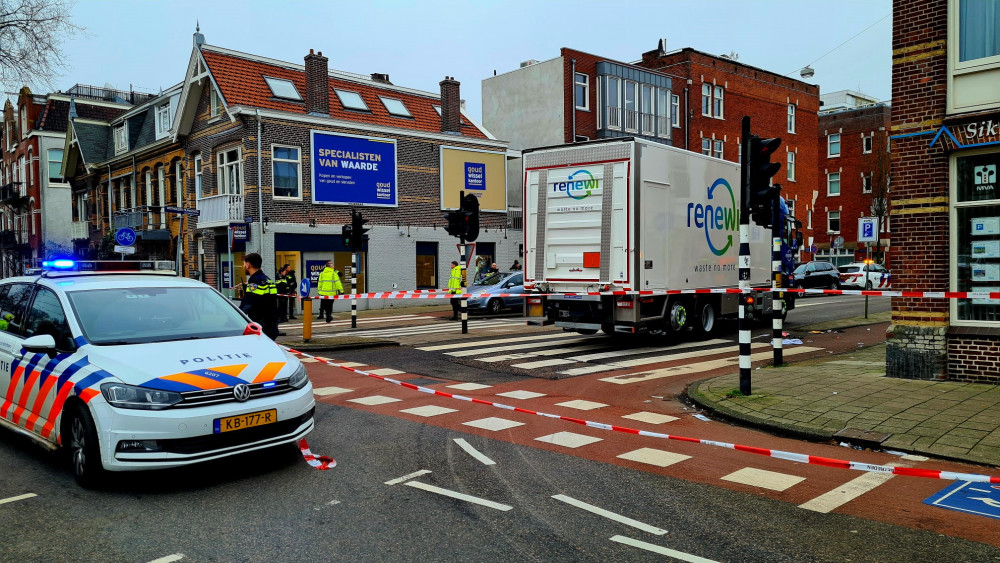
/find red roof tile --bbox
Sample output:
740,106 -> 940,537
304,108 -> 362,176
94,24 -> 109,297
201,48 -> 488,139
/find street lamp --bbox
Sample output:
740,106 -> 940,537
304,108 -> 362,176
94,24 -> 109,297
800,66 -> 815,79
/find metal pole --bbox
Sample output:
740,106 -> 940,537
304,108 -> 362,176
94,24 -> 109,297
771,200 -> 783,367
459,240 -> 468,335
351,251 -> 358,329
227,226 -> 233,300
739,116 -> 752,395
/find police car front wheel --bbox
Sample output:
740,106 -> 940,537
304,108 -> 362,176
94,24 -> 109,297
64,404 -> 106,488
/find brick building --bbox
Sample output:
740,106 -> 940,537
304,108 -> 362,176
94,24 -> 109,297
0,85 -> 135,277
169,30 -> 512,301
889,0 -> 1000,383
482,41 -> 820,259
813,91 -> 892,266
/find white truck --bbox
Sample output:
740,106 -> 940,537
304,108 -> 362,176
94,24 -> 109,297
522,137 -> 787,337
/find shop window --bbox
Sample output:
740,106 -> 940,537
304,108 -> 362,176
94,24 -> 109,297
953,151 -> 1000,324
416,242 -> 437,289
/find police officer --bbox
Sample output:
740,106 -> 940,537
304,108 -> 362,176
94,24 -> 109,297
239,252 -> 279,339
316,260 -> 343,323
448,260 -> 462,320
283,266 -> 298,320
275,264 -> 290,324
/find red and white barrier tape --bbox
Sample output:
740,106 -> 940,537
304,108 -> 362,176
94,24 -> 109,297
287,347 -> 999,484
297,438 -> 336,470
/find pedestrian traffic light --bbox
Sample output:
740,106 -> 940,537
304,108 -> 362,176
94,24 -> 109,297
461,192 -> 480,242
748,135 -> 782,228
350,209 -> 369,252
341,224 -> 352,249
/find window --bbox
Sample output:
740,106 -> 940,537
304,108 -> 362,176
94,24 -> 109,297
194,155 -> 204,198
155,103 -> 171,137
20,106 -> 28,136
828,172 -> 841,196
114,124 -> 128,154
623,81 -> 638,132
379,97 -> 412,117
0,283 -> 33,336
272,145 -> 301,198
640,84 -> 654,135
701,138 -> 711,156
22,288 -> 75,351
416,241 -> 438,289
863,134 -> 873,154
862,173 -> 873,194
210,88 -> 221,118
574,73 -> 589,110
606,77 -> 621,129
713,86 -> 724,118
656,88 -> 670,138
828,133 -> 841,157
264,77 -> 302,101
74,192 -> 87,222
953,151 -> 1000,324
786,199 -> 796,219
958,0 -> 1000,62
157,167 -> 166,225
670,93 -> 680,128
828,210 -> 841,233
217,148 -> 242,195
701,84 -> 711,116
335,89 -> 369,111
47,149 -> 64,183
787,104 -> 796,133
175,161 -> 183,206
144,170 -> 152,208
712,139 -> 723,159
787,151 -> 796,182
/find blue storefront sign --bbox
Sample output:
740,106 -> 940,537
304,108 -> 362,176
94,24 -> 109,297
465,162 -> 485,191
924,480 -> 1000,520
311,131 -> 397,207
306,260 -> 328,287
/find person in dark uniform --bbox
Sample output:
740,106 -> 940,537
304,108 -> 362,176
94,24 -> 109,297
275,264 -> 290,323
239,253 -> 279,339
284,266 -> 298,320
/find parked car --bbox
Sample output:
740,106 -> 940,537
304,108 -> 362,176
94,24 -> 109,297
467,271 -> 524,314
789,261 -> 841,290
838,261 -> 891,290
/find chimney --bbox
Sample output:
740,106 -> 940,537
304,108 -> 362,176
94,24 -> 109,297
371,73 -> 392,84
304,49 -> 330,117
439,76 -> 461,134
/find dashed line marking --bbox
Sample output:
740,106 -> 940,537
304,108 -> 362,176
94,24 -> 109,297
347,395 -> 402,406
552,494 -> 667,535
0,493 -> 37,505
384,469 -> 432,485
147,555 -> 185,563
405,481 -> 512,511
453,438 -> 496,465
610,535 -> 718,562
535,431 -> 603,449
721,467 -> 805,492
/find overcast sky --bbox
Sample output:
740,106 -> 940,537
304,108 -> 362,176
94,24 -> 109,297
53,0 -> 891,121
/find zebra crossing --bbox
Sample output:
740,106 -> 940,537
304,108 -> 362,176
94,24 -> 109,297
417,332 -> 823,378
318,318 -> 528,340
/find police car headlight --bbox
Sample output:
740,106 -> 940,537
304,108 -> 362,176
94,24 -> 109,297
287,363 -> 309,389
100,383 -> 183,410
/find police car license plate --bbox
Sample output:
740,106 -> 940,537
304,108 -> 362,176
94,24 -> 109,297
214,409 -> 278,433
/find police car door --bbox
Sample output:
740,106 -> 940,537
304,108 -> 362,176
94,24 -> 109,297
0,283 -> 38,430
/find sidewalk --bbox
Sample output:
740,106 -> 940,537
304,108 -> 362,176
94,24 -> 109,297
688,329 -> 1000,468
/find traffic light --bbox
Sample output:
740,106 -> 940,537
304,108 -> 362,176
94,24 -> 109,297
444,209 -> 465,237
350,210 -> 370,252
341,224 -> 353,249
461,192 -> 480,242
748,135 -> 782,227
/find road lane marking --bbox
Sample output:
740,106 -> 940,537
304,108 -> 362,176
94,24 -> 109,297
418,332 -> 580,351
798,471 -> 896,513
622,412 -> 678,424
593,346 -> 821,383
463,417 -> 525,431
496,390 -> 546,400
369,368 -> 405,376
447,337 -> 592,357
400,405 -> 458,417
617,448 -> 691,467
610,535 -> 718,562
453,438 -> 496,465
405,480 -> 512,511
535,431 -> 603,448
313,386 -> 353,396
486,343 -> 611,364
384,469 -> 432,485
721,467 -> 805,491
554,400 -> 608,411
552,494 -> 666,535
446,382 -> 492,391
347,395 -> 402,406
570,338 -> 732,362
563,343 -> 772,376
147,555 -> 185,563
0,493 -> 36,505
280,314 -> 423,328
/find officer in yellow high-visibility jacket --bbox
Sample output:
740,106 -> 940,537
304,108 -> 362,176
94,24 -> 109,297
317,260 -> 344,323
448,260 -> 462,320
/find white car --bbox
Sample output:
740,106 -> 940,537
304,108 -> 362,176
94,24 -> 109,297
0,261 -> 314,487
837,261 -> 891,290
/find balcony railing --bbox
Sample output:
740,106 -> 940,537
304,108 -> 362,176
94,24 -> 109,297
623,109 -> 638,132
0,182 -> 26,203
113,206 -> 170,233
71,221 -> 89,240
640,113 -> 656,136
196,194 -> 245,228
605,105 -> 621,130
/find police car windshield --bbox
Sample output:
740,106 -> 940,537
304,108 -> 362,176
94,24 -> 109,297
66,286 -> 248,345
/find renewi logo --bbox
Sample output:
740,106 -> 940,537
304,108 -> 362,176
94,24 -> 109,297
552,169 -> 599,200
686,178 -> 739,256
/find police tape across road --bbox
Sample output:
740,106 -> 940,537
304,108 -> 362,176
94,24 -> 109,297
277,287 -> 1000,301
285,346 -> 1000,484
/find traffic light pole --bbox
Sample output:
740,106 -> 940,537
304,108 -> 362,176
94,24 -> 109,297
739,116 -> 752,396
351,251 -> 358,329
771,198 -> 784,367
459,237 -> 468,335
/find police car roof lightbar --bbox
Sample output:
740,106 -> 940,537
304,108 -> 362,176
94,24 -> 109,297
37,260 -> 179,278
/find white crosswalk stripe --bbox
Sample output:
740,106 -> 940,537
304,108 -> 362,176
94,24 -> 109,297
317,319 -> 522,339
418,332 -> 581,351
559,343 -> 774,376
280,314 -> 424,329
510,338 -> 733,369
447,336 -> 595,357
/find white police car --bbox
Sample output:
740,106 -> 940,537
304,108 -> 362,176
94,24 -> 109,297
0,260 -> 314,487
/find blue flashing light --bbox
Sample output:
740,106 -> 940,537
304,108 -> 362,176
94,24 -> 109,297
262,382 -> 277,388
42,259 -> 77,270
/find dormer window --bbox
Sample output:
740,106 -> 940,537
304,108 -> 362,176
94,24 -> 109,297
264,77 -> 302,101
379,96 -> 411,117
114,124 -> 128,154
335,89 -> 369,111
155,103 -> 171,138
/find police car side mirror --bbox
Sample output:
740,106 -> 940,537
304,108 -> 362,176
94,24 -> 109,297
22,334 -> 57,357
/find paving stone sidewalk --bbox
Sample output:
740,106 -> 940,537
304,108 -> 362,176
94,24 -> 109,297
689,342 -> 1000,468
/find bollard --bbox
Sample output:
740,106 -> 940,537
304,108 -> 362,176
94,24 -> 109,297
302,297 -> 313,342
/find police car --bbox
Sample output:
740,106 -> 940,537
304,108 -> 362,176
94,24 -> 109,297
0,260 -> 314,487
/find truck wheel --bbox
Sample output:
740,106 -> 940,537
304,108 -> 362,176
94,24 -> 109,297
64,404 -> 106,488
669,301 -> 688,332
695,302 -> 717,337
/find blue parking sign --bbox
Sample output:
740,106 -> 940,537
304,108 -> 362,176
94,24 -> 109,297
924,481 -> 1000,520
863,222 -> 874,238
